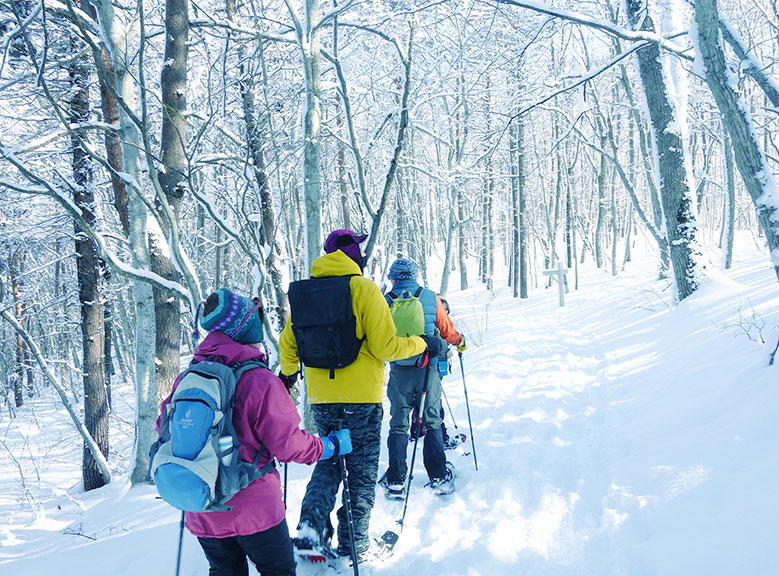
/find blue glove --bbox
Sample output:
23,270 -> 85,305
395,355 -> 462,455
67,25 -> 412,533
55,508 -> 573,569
419,334 -> 442,357
320,435 -> 336,460
319,429 -> 352,460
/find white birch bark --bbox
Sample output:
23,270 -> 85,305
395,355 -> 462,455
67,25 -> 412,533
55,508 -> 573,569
694,0 -> 779,279
91,0 -> 157,484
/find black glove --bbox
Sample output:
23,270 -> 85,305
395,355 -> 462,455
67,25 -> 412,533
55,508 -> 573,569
419,334 -> 443,357
278,370 -> 298,392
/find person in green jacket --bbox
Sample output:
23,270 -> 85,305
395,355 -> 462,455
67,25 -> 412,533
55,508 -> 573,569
279,229 -> 438,562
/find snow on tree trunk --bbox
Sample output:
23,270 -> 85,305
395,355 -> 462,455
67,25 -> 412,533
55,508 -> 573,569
7,249 -> 26,408
509,116 -> 528,299
69,26 -> 109,491
302,0 -> 323,272
721,124 -> 736,270
152,0 -> 190,403
694,0 -> 779,280
92,0 -> 157,484
626,0 -> 704,301
595,130 -> 608,269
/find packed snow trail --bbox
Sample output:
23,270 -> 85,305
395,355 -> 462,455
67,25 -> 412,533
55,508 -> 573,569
2,244 -> 779,575
295,266 -> 660,576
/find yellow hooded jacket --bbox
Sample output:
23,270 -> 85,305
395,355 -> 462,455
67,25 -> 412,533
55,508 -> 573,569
279,250 -> 427,403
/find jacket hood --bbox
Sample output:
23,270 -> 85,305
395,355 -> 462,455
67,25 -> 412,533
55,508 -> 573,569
389,278 -> 422,294
310,250 -> 362,278
193,331 -> 266,365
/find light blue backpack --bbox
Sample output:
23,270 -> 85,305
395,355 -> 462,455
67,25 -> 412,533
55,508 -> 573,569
149,359 -> 275,512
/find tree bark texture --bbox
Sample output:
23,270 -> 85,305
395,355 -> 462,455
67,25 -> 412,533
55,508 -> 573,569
627,0 -> 701,300
722,124 -> 736,269
595,132 -> 608,269
69,33 -> 109,491
232,4 -> 288,328
517,119 -> 528,299
695,0 -> 779,280
153,0 -> 190,402
302,0 -> 323,271
91,0 -> 157,484
7,249 -> 26,407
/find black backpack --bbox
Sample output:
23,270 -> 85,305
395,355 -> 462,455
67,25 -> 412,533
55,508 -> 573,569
287,276 -> 365,378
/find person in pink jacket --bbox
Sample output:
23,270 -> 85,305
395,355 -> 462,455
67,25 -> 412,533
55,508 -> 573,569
157,288 -> 351,576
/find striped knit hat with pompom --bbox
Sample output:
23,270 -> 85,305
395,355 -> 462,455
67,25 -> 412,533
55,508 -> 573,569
199,288 -> 263,344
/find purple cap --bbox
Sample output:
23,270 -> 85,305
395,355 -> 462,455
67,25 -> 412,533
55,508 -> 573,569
324,229 -> 368,266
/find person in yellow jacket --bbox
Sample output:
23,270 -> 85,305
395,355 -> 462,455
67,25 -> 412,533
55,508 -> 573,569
278,229 -> 438,563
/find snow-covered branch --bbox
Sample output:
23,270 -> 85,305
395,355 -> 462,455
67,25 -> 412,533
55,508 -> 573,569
0,278 -> 112,485
492,0 -> 692,60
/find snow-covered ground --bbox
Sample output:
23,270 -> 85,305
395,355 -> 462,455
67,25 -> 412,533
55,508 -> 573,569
2,234 -> 778,576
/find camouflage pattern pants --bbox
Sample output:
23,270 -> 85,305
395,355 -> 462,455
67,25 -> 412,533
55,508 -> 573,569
297,403 -> 382,556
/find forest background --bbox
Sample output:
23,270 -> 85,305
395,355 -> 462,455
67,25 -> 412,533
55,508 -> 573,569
1,0 -> 778,501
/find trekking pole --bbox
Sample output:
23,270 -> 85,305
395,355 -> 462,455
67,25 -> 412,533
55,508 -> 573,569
458,352 -> 478,471
398,355 -> 432,529
335,418 -> 359,576
440,385 -> 458,430
283,463 -> 288,508
175,510 -> 185,576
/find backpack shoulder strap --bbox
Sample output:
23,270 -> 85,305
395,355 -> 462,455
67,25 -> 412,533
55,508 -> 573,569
413,286 -> 424,298
231,357 -> 268,381
387,291 -> 399,301
228,357 -> 276,478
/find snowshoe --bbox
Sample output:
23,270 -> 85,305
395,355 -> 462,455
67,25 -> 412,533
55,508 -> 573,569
375,530 -> 399,554
427,462 -> 455,496
292,535 -> 335,565
378,471 -> 406,501
337,539 -> 386,566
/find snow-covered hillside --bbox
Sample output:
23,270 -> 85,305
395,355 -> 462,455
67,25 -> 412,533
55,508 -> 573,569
2,236 -> 778,576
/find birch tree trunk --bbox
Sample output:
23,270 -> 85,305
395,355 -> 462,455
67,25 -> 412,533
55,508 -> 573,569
611,166 -> 618,276
595,130 -> 607,269
627,0 -> 702,300
722,124 -> 736,269
302,0 -> 322,269
695,0 -> 779,280
510,121 -> 519,297
518,118 -> 528,299
92,0 -> 157,484
509,117 -> 529,299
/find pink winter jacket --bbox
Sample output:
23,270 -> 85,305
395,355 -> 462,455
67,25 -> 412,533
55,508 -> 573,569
156,331 -> 323,538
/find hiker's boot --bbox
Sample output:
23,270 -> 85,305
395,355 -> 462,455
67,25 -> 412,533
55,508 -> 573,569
378,470 -> 406,500
428,462 -> 455,496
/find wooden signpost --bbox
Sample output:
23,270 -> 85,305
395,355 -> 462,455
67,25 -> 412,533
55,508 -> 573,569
542,261 -> 568,307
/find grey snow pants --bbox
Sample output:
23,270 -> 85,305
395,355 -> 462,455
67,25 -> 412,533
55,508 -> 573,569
386,362 -> 447,483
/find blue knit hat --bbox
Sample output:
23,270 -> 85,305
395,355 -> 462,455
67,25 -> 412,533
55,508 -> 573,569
388,258 -> 417,281
199,288 -> 263,344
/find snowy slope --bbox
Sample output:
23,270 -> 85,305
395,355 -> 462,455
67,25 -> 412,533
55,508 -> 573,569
2,236 -> 778,576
